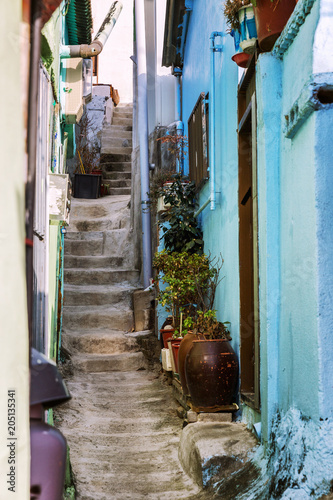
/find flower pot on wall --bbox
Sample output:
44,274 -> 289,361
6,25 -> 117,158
253,0 -> 297,52
238,5 -> 257,53
230,29 -> 252,68
185,339 -> 238,410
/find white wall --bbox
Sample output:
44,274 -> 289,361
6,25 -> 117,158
91,0 -> 134,103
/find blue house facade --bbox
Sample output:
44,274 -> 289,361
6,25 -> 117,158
157,0 -> 333,494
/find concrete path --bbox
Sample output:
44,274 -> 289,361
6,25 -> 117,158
55,370 -> 203,499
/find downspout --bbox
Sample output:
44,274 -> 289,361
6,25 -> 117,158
174,67 -> 183,174
209,31 -> 223,211
135,0 -> 152,288
60,1 -> 123,59
194,31 -> 223,217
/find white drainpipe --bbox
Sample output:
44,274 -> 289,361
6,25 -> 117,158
135,0 -> 152,288
60,1 -> 123,59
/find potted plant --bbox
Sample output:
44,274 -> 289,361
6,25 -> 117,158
251,0 -> 297,52
153,251 -> 215,330
184,309 -> 238,410
224,0 -> 257,55
157,175 -> 203,254
73,114 -> 102,199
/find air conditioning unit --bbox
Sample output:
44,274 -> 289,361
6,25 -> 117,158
49,174 -> 71,224
62,58 -> 83,124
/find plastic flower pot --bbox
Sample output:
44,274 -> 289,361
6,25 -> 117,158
238,5 -> 257,53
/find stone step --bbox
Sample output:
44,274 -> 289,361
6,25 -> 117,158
64,255 -> 124,269
66,215 -> 129,232
101,137 -> 132,148
63,330 -> 140,355
100,162 -> 131,173
105,124 -> 133,133
102,126 -> 132,138
65,230 -> 104,241
63,305 -> 134,331
103,171 -> 131,180
105,179 -> 131,189
63,283 -> 134,307
64,239 -> 103,256
64,268 -> 140,286
112,117 -> 132,127
64,228 -> 131,257
72,351 -> 147,373
100,151 -> 132,162
108,187 -> 131,196
113,111 -> 133,120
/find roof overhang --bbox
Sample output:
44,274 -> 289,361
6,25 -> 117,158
162,0 -> 192,69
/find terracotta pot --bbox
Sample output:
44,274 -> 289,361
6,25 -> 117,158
185,339 -> 238,410
253,0 -> 297,52
160,328 -> 174,348
231,52 -> 251,68
178,332 -> 204,395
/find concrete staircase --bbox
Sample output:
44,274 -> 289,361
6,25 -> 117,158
58,192 -> 204,499
62,194 -> 146,373
100,103 -> 132,196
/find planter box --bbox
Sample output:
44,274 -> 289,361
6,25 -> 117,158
74,173 -> 101,199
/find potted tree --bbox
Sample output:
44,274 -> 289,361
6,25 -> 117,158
73,114 -> 102,199
184,310 -> 238,411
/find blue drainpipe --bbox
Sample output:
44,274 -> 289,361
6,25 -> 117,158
209,31 -> 223,211
194,31 -> 223,217
174,67 -> 184,174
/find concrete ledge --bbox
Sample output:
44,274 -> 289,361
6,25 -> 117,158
179,422 -> 259,491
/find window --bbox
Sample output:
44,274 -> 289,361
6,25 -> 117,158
188,92 -> 209,186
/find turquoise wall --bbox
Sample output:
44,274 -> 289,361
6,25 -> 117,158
182,0 -> 240,357
257,0 -> 322,443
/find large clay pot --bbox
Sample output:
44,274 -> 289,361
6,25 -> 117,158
178,332 -> 204,395
185,339 -> 238,410
253,0 -> 296,52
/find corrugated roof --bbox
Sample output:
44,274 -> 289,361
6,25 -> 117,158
66,0 -> 93,45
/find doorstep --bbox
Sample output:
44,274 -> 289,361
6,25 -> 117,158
179,421 -> 260,494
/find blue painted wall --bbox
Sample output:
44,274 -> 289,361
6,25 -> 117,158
182,0 -> 240,358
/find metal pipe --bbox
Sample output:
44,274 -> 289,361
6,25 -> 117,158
26,2 -> 43,347
60,1 -> 123,59
194,197 -> 211,218
174,67 -> 184,174
135,0 -> 152,288
209,31 -> 223,211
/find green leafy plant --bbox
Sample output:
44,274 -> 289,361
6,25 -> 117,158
192,310 -> 231,340
153,251 -> 215,329
158,174 -> 203,254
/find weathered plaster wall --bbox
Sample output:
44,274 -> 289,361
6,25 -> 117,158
0,1 -> 30,496
182,0 -> 240,360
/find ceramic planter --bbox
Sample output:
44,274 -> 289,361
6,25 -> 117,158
238,5 -> 257,54
253,0 -> 297,52
185,339 -> 238,410
167,338 -> 182,373
178,332 -> 204,395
